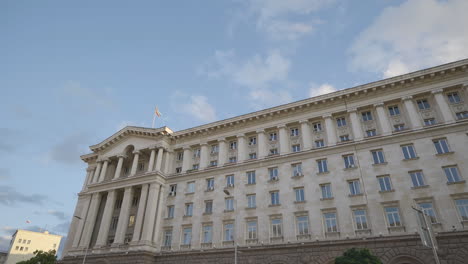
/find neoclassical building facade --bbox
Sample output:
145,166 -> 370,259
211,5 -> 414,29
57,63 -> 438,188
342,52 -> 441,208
62,59 -> 468,264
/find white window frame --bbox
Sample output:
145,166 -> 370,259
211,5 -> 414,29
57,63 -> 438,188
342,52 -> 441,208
324,212 -> 338,232
321,184 -> 333,199
433,138 -> 450,154
377,175 -> 392,191
270,218 -> 283,238
247,171 -> 256,184
353,209 -> 368,230
247,194 -> 256,208
296,215 -> 310,235
348,180 -> 361,195
384,206 -> 402,227
295,187 -> 305,202
317,159 -> 328,173
270,191 -> 280,205
388,105 -> 400,116
371,149 -> 385,164
401,144 -> 417,159
444,166 -> 462,183
247,220 -> 257,239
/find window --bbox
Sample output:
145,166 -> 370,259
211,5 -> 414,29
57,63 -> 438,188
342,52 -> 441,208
401,144 -> 417,159
419,202 -> 437,223
247,194 -> 256,208
362,111 -> 373,121
336,117 -> 347,127
187,182 -> 195,193
409,171 -> 426,187
315,140 -> 325,148
317,159 -> 328,173
339,135 -> 350,142
424,118 -> 436,126
110,217 -> 118,230
348,180 -> 362,195
388,105 -> 400,116
128,215 -> 135,227
270,191 -> 280,205
366,129 -> 377,137
343,155 -> 355,168
192,164 -> 199,170
455,199 -> 468,220
193,149 -> 201,158
225,198 -> 234,211
271,218 -> 282,237
177,152 -> 184,161
205,200 -> 213,214
211,145 -> 219,154
447,92 -> 461,103
290,128 -> 299,136
15,246 -> 19,250
226,175 -> 234,187
167,205 -> 175,218
20,247 -> 23,251
209,160 -> 218,167
23,240 -> 26,244
229,157 -> 237,163
444,166 -> 462,183
247,220 -> 257,239
313,122 -> 322,132
321,184 -> 333,199
353,210 -> 368,230
296,216 -> 309,235
417,99 -> 430,110
292,144 -> 301,152
249,137 -> 257,145
169,184 -> 177,195
124,166 -> 130,175
27,240 -> 30,244
182,227 -> 192,245
115,198 -> 123,209
378,175 -> 392,191
138,163 -> 144,171
433,138 -> 450,154
394,124 -> 405,131
249,153 -> 257,159
206,178 -> 214,190
132,195 -> 139,207
18,239 -> 22,243
163,230 -> 172,247
269,132 -> 277,141
224,223 -> 234,241
269,167 -> 279,181
385,207 -> 402,227
292,163 -> 302,177
175,167 -> 182,173
185,203 -> 193,216
25,247 -> 28,251
371,149 -> 385,164
324,212 -> 338,232
295,188 -> 305,202
269,148 -> 278,155
247,171 -> 256,184
202,225 -> 213,243
229,141 -> 237,150
456,112 -> 468,119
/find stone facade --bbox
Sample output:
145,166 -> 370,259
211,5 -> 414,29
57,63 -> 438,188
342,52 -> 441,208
62,59 -> 468,264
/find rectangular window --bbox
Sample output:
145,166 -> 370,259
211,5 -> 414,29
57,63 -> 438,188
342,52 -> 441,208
269,132 -> 277,141
290,128 -> 299,136
192,164 -> 199,170
177,152 -> 184,161
247,221 -> 257,239
343,155 -> 355,168
249,137 -> 257,145
247,194 -> 256,208
292,163 -> 302,176
138,163 -> 144,171
27,240 -> 30,244
317,159 -> 328,173
296,216 -> 309,235
18,239 -> 22,243
371,149 -> 385,164
269,167 -> 279,181
321,184 -> 332,199
229,141 -> 237,150
444,166 -> 462,183
209,160 -> 218,167
193,149 -> 201,158
169,184 -> 177,195
388,105 -> 400,116
271,218 -> 282,237
224,223 -> 234,241
206,178 -> 214,190
185,203 -> 193,216
447,92 -> 461,103
366,129 -> 377,137
128,215 -> 135,227
417,99 -> 430,110
167,205 -> 175,218
270,191 -> 280,205
424,118 -> 436,126
292,144 -> 301,152
226,175 -> 234,187
187,182 -> 195,193
433,138 -> 450,154
115,198 -> 123,209
324,212 -> 338,232
455,199 -> 468,221
249,152 -> 257,159
336,117 -> 347,127
247,171 -> 256,184
409,171 -> 426,187
110,216 -> 118,230
211,145 -> 219,154
269,148 -> 278,155
182,227 -> 192,245
132,195 -> 139,207
229,157 -> 237,163
385,207 -> 402,227
315,140 -> 325,148
348,180 -> 362,195
378,175 -> 392,191
456,112 -> 468,119
175,167 -> 182,173
295,188 -> 305,202
339,135 -> 350,142
418,202 -> 437,224
202,225 -> 213,243
205,200 -> 213,214
362,111 -> 373,121
401,144 -> 417,159
225,198 -> 234,211
313,122 -> 322,132
394,124 -> 405,131
353,210 -> 368,230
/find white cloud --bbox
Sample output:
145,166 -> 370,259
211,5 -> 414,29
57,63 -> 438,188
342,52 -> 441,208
349,0 -> 468,78
180,95 -> 217,123
308,83 -> 337,97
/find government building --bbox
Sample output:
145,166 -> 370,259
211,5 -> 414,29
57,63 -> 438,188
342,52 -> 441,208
5,230 -> 62,264
62,59 -> 468,264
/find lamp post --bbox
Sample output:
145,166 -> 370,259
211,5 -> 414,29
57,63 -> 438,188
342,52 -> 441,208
73,216 -> 88,264
223,189 -> 238,264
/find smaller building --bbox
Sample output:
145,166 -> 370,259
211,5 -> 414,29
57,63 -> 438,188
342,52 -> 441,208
5,230 -> 62,264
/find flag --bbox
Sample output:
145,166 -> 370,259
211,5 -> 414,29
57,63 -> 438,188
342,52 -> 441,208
154,107 -> 162,117
26,220 -> 31,224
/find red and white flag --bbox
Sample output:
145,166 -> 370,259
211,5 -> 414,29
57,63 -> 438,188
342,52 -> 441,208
154,107 -> 162,117
26,220 -> 31,224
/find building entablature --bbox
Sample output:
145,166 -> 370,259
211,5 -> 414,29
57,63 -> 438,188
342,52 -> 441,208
81,172 -> 166,195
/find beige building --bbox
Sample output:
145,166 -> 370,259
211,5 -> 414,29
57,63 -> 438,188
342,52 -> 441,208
5,230 -> 62,264
62,59 -> 468,264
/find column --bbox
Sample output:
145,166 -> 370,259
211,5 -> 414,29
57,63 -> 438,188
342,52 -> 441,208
237,134 -> 247,162
218,138 -> 227,165
432,89 -> 455,123
140,183 -> 161,244
181,147 -> 192,173
113,187 -> 134,245
95,190 -> 116,247
147,148 -> 157,172
87,167 -> 96,185
113,155 -> 124,180
348,109 -> 363,141
163,151 -> 173,174
82,168 -> 94,189
130,151 -> 140,176
278,125 -> 289,155
132,184 -> 149,242
98,159 -> 109,182
78,193 -> 101,248
402,96 -> 423,129
300,120 -> 312,150
152,185 -> 165,244
257,130 -> 267,158
72,195 -> 92,248
199,144 -> 209,169
374,103 -> 392,135
324,115 -> 337,146
155,148 -> 164,171
92,161 -> 102,183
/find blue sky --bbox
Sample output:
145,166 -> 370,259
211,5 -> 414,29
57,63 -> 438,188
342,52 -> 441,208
1,0 -> 468,253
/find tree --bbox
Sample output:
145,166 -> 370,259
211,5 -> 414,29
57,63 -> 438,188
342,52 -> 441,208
335,248 -> 382,264
16,249 -> 57,264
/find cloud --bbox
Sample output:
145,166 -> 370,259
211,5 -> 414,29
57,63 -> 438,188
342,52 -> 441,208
249,89 -> 293,110
46,133 -> 89,165
0,185 -> 48,206
349,0 -> 468,78
47,210 -> 68,221
179,95 -> 217,123
309,83 -> 337,97
63,80 -> 117,110
0,235 -> 12,251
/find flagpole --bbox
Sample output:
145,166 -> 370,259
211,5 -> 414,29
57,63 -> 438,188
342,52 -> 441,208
152,113 -> 156,128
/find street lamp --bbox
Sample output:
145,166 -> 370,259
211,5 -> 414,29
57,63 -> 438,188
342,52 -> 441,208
73,216 -> 88,264
223,189 -> 238,264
